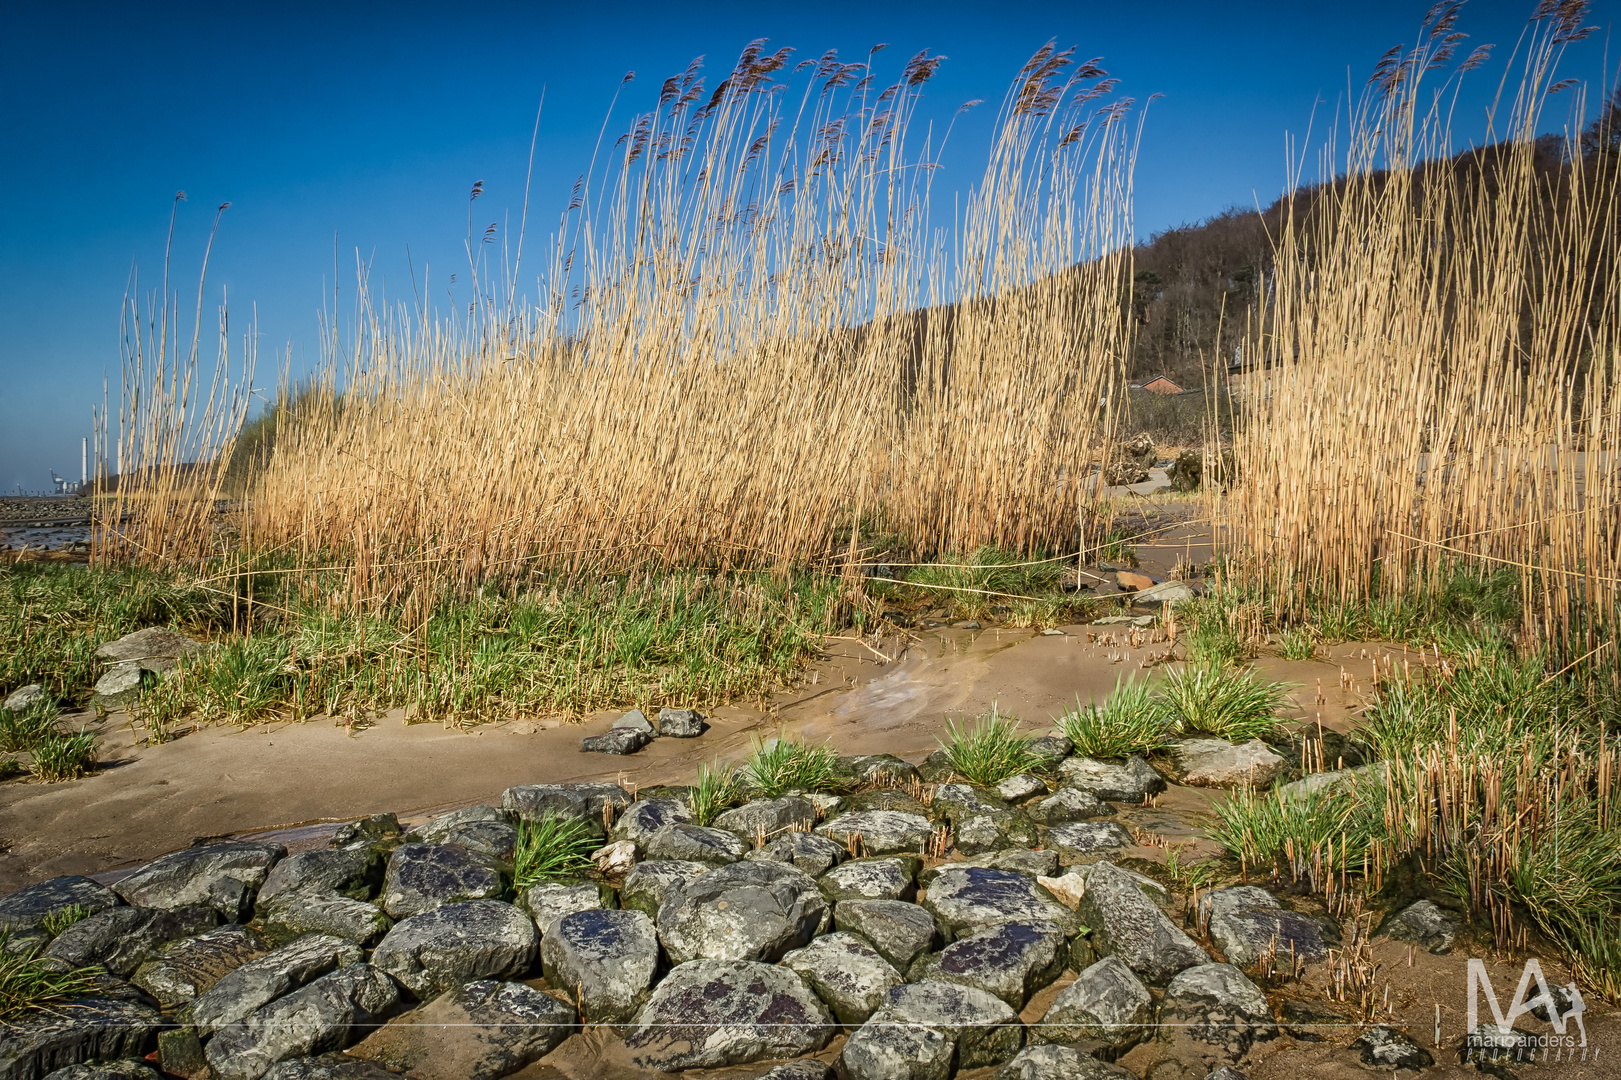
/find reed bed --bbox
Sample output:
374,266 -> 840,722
1222,3 -> 1621,662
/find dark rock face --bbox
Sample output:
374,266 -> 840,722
656,708 -> 705,737
1025,735 -> 1074,772
262,1057 -> 401,1080
639,823 -> 749,866
404,805 -> 509,846
992,1044 -> 1136,1079
932,786 -> 1041,857
1352,1025 -> 1435,1070
623,959 -> 835,1070
818,810 -> 933,857
516,882 -> 603,934
39,1062 -> 160,1080
1026,787 -> 1108,826
746,831 -> 846,877
202,963 -> 400,1080
1044,821 -> 1134,865
346,979 -> 577,1080
609,798 -> 693,845
818,857 -> 915,903
258,849 -> 382,907
921,849 -> 1057,884
112,842 -> 285,921
1157,963 -> 1278,1058
1031,955 -> 1153,1055
1376,899 -> 1461,954
370,900 -> 538,999
187,934 -> 365,1037
0,876 -> 121,933
501,782 -> 629,825
922,866 -> 1076,941
540,908 -> 660,1024
781,931 -> 904,1026
379,844 -> 504,919
582,728 -> 651,755
131,924 -> 264,1005
842,981 -> 1025,1077
257,893 -> 391,947
0,996 -> 163,1080
908,920 -> 1068,1010
328,815 -> 402,851
1197,886 -> 1334,969
713,796 -> 818,839
1075,861 -> 1207,986
833,899 -> 940,972
44,904 -> 220,978
1056,756 -> 1167,802
619,860 -> 710,918
837,754 -> 921,788
657,860 -> 828,965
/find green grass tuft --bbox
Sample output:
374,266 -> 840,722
938,706 -> 1041,786
513,814 -> 599,889
0,700 -> 60,753
742,736 -> 843,798
0,930 -> 103,1022
40,905 -> 95,938
28,729 -> 97,782
1156,662 -> 1291,742
1055,676 -> 1174,759
687,762 -> 744,826
1277,628 -> 1316,660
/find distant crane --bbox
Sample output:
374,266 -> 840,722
49,470 -> 76,496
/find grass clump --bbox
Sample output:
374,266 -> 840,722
938,706 -> 1041,786
1277,628 -> 1316,661
1156,662 -> 1291,742
0,700 -> 59,753
41,905 -> 95,938
742,736 -> 843,798
1055,676 -> 1173,759
687,762 -> 743,826
1207,782 -> 1384,885
0,930 -> 102,1022
513,814 -> 599,889
28,729 -> 97,782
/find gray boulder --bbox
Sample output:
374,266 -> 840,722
623,959 -> 835,1070
909,920 -> 1068,1009
516,881 -> 603,934
833,899 -> 939,972
1166,738 -> 1285,787
0,876 -> 120,933
404,805 -> 508,843
781,931 -> 904,1026
187,933 -> 364,1037
713,795 -> 817,838
608,797 -> 692,845
346,979 -> 576,1080
257,848 -> 381,907
619,860 -> 709,918
130,923 -> 263,1005
837,1017 -> 952,1080
40,1063 -> 160,1080
540,908 -> 659,1024
423,821 -> 516,871
818,857 -> 915,903
640,822 -> 749,865
819,810 -> 933,857
656,707 -> 705,737
501,782 -> 629,825
44,904 -> 220,977
1057,755 -> 1166,801
993,1044 -> 1135,1079
3,683 -> 46,713
1158,963 -> 1278,1057
1026,735 -> 1073,771
656,860 -> 827,964
746,831 -> 846,877
1026,786 -> 1108,825
1274,764 -> 1379,801
1031,955 -> 1152,1055
758,1062 -> 835,1080
203,963 -> 400,1080
1377,900 -> 1461,954
582,728 -> 650,755
370,900 -> 538,999
921,849 -> 1058,885
844,981 -> 1024,1075
92,663 -> 143,706
1351,1025 -> 1435,1070
1077,861 -> 1208,986
327,815 -> 402,851
258,893 -> 391,946
837,754 -> 920,787
263,1057 -> 401,1080
95,627 -> 201,674
612,708 -> 655,734
933,786 -> 1040,856
112,842 -> 285,921
922,866 -> 1075,941
0,996 -> 163,1080
379,844 -> 504,919
1045,821 -> 1134,865
1197,886 -> 1333,969
995,774 -> 1049,803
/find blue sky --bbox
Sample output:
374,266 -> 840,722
2,0 -> 1616,491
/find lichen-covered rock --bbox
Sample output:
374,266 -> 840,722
1166,738 -> 1285,787
187,934 -> 364,1037
922,849 -> 1058,885
932,788 -> 1040,854
818,857 -> 915,903
0,996 -> 163,1080
258,893 -> 392,947
257,848 -> 382,907
1376,899 -> 1461,954
0,875 -> 121,933
1031,955 -> 1153,1055
908,920 -> 1067,1010
992,1044 -> 1136,1079
781,931 -> 904,1026
112,842 -> 285,921
619,860 -> 710,918
746,831 -> 846,877
1351,1025 -> 1435,1070
656,708 -> 705,737
327,815 -> 402,851
405,804 -> 509,844
131,924 -> 264,1005
639,823 -> 749,866
757,1062 -> 835,1080
612,708 -> 655,734
40,1062 -> 161,1080
92,662 -> 143,706
501,782 -> 629,825
833,899 -> 940,972
517,881 -> 604,934
44,904 -> 220,977
1076,861 -> 1207,986
1044,821 -> 1134,865
1026,735 -> 1073,771
346,979 -> 576,1080
622,959 -> 835,1070
1056,756 -> 1166,801
844,981 -> 1024,1075
2,683 -> 46,714
1157,963 -> 1278,1057
837,754 -> 920,787
370,900 -> 537,999
656,860 -> 827,964
1197,886 -> 1333,969
582,727 -> 651,755
95,627 -> 201,673
713,796 -> 817,839
263,1056 -> 401,1080
202,963 -> 400,1080
922,866 -> 1076,941
540,908 -> 659,1024
819,810 -> 933,857
1026,786 -> 1108,826
995,774 -> 1049,804
379,844 -> 504,919
609,797 -> 693,845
